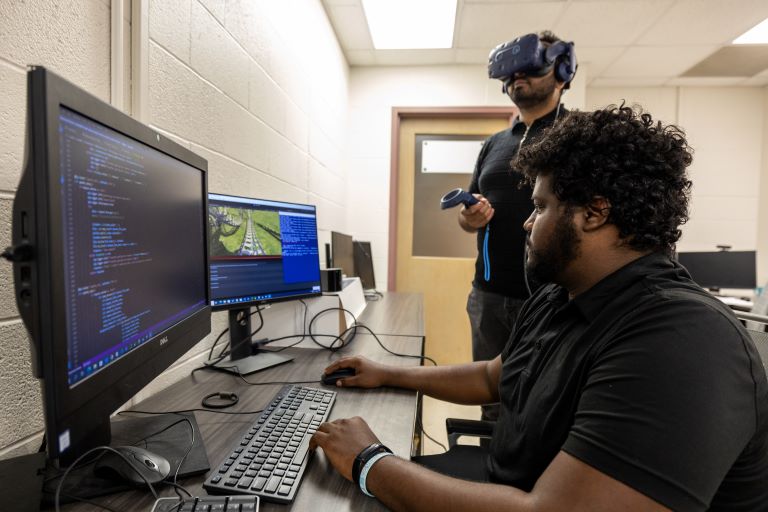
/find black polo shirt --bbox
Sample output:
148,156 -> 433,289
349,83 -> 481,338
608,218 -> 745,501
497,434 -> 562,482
468,106 -> 566,298
489,252 -> 768,511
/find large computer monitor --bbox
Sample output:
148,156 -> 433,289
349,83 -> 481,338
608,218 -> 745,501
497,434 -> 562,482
330,231 -> 355,278
353,241 -> 376,291
8,67 -> 211,469
208,193 -> 322,374
676,250 -> 757,291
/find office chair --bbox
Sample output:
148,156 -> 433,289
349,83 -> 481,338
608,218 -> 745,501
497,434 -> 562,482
746,284 -> 768,333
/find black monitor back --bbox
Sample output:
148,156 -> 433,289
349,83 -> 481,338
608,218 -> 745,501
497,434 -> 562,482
353,241 -> 376,290
331,231 -> 355,277
676,251 -> 756,290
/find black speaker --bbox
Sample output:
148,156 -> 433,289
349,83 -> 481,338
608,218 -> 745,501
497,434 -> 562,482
321,268 -> 343,292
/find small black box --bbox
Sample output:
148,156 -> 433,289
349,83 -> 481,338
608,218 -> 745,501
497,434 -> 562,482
321,268 -> 343,292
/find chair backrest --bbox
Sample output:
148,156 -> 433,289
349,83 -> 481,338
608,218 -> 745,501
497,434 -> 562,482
747,328 -> 768,377
747,286 -> 768,332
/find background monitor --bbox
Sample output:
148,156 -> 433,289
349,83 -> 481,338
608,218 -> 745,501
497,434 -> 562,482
208,193 -> 322,374
353,241 -> 376,291
676,250 -> 757,291
331,231 -> 355,278
10,67 -> 211,469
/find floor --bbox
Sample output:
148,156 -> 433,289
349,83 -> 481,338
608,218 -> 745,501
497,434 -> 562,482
419,396 -> 481,455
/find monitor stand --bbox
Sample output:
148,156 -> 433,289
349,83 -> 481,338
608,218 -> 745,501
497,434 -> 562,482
212,308 -> 293,376
43,412 -> 209,504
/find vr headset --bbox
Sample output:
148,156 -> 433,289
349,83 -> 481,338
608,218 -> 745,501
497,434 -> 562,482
488,33 -> 577,92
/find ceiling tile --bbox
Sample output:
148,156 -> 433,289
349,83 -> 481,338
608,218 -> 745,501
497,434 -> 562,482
327,5 -> 372,50
456,3 -> 566,48
576,46 -> 627,77
602,45 -> 717,77
637,0 -> 768,45
665,76 -> 749,86
590,76 -> 670,87
681,45 -> 768,77
554,0 -> 674,46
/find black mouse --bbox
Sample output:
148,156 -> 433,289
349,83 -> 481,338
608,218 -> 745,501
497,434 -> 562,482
94,446 -> 171,484
322,367 -> 356,385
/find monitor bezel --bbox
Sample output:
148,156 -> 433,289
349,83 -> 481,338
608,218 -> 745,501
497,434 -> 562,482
14,66 -> 212,463
208,192 -> 323,312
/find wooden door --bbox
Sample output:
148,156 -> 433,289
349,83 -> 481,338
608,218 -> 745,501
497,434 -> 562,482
395,116 -> 511,365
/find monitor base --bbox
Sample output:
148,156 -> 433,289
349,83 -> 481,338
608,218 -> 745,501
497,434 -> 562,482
43,412 -> 209,504
208,351 -> 293,376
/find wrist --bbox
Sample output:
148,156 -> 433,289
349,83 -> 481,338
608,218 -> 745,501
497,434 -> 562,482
352,443 -> 392,485
359,451 -> 395,498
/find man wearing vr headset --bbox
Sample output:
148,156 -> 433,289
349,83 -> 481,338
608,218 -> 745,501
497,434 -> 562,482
459,31 -> 577,425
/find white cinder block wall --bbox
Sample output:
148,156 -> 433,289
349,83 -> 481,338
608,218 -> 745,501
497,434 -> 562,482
0,0 -> 349,457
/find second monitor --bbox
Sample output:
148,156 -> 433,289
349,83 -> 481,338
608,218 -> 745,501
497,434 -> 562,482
208,193 -> 322,374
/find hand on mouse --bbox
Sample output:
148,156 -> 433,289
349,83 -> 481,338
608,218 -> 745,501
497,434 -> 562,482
322,356 -> 390,388
310,416 -> 382,481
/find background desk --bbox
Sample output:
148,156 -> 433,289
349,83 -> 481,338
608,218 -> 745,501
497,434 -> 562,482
60,292 -> 424,511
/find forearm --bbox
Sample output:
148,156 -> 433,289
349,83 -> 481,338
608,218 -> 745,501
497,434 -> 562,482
367,456 -> 533,512
383,361 -> 498,405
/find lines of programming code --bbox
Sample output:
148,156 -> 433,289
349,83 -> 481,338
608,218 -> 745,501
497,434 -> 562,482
59,107 -> 206,387
280,213 -> 320,258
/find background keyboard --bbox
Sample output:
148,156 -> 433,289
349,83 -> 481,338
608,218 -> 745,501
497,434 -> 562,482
203,385 -> 336,504
151,495 -> 259,511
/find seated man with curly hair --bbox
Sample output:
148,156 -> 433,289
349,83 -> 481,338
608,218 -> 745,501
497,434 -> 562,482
310,105 -> 768,511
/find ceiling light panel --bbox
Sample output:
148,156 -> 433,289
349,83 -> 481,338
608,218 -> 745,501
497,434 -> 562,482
361,0 -> 457,49
733,17 -> 768,44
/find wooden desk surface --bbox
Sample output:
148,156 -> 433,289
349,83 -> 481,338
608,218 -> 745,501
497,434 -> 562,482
61,292 -> 424,512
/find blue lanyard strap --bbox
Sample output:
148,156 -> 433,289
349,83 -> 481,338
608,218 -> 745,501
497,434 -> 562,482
483,224 -> 491,281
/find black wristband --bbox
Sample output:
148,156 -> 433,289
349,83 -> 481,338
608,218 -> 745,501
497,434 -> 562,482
352,443 -> 392,484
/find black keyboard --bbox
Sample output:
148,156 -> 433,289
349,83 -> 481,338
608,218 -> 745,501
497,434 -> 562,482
203,385 -> 336,504
151,495 -> 259,511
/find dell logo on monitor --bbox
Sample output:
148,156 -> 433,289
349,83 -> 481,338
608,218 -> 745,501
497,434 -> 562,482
159,336 -> 169,346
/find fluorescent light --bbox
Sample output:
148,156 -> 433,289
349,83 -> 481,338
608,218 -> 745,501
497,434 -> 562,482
733,17 -> 768,44
361,0 -> 457,50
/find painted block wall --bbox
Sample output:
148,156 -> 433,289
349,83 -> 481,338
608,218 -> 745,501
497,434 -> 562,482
0,0 -> 350,457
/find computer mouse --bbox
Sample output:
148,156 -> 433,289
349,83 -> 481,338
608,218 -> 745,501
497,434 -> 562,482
321,367 -> 356,385
94,446 -> 171,485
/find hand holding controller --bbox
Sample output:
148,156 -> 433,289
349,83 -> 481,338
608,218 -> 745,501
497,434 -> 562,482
440,188 -> 479,209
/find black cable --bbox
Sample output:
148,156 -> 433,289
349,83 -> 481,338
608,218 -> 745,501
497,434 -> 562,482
55,446 -> 160,512
118,408 -> 263,416
416,413 -> 448,453
216,305 -> 265,360
353,323 -> 437,366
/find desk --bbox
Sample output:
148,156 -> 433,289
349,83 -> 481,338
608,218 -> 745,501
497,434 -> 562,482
61,292 -> 424,511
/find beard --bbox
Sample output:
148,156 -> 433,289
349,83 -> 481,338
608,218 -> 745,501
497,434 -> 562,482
510,72 -> 557,109
525,209 -> 580,286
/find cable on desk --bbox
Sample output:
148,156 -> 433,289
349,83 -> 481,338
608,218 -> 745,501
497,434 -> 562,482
207,305 -> 265,362
415,413 -> 448,453
54,446 -> 160,512
117,408 -> 263,416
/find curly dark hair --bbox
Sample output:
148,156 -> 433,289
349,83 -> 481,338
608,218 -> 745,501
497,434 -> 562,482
513,104 -> 693,253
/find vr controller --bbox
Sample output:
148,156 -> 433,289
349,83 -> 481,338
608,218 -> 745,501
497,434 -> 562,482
441,188 -> 478,210
488,33 -> 576,92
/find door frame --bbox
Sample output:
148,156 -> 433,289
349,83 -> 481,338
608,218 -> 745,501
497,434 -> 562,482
387,107 -> 519,290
